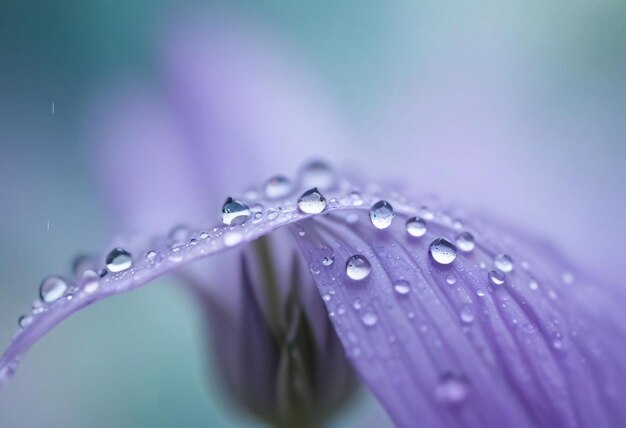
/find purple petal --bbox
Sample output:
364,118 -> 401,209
2,178 -> 625,427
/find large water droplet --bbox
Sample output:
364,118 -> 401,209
429,238 -> 457,265
393,279 -> 411,295
494,254 -> 514,272
39,276 -> 69,303
435,373 -> 469,405
369,200 -> 394,229
488,270 -> 506,285
105,248 -> 133,273
345,255 -> 371,281
297,188 -> 327,214
264,175 -> 292,199
406,217 -> 427,237
222,197 -> 251,226
300,160 -> 336,190
455,232 -> 475,252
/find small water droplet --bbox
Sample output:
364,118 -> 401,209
369,200 -> 394,229
349,191 -> 364,206
488,270 -> 505,285
446,274 -> 457,285
267,210 -> 279,220
561,272 -> 574,284
224,231 -> 243,247
455,232 -> 475,252
300,160 -> 336,190
80,269 -> 100,294
297,188 -> 327,214
529,278 -> 539,291
145,251 -> 157,263
429,238 -> 457,265
393,279 -> 411,295
361,311 -> 378,326
435,373 -> 469,405
459,305 -> 475,324
322,293 -> 331,302
345,255 -> 371,281
222,197 -> 251,226
72,254 -> 97,277
322,255 -> 335,266
353,299 -> 362,310
309,262 -> 321,275
476,290 -> 486,297
419,206 -> 435,220
264,175 -> 292,199
18,315 -> 33,328
494,254 -> 514,272
406,217 -> 427,237
199,231 -> 209,239
39,276 -> 69,303
105,248 -> 133,273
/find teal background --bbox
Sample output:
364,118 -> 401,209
1,1 -> 625,427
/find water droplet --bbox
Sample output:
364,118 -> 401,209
429,238 -> 457,265
349,191 -> 364,206
529,278 -> 539,291
39,276 -> 69,303
297,188 -> 327,214
345,255 -> 371,281
224,231 -> 243,247
199,231 -> 209,240
446,274 -> 457,285
264,175 -> 292,199
488,270 -> 505,285
18,315 -> 33,328
361,311 -> 378,326
300,160 -> 336,190
72,254 -> 97,277
80,269 -> 100,294
222,197 -> 251,226
169,225 -> 189,243
369,200 -> 394,229
406,217 -> 427,237
494,254 -> 514,272
561,272 -> 574,284
105,248 -> 133,273
309,262 -> 321,275
435,373 -> 469,405
322,256 -> 335,266
322,293 -> 331,302
145,251 -> 157,263
459,305 -> 475,324
419,206 -> 435,220
393,279 -> 411,295
267,210 -> 279,220
476,290 -> 486,297
337,304 -> 346,315
455,232 -> 475,252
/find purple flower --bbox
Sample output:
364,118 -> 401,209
2,15 -> 626,428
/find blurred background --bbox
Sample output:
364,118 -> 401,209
0,1 -> 624,427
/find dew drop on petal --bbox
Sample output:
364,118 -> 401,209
459,305 -> 475,324
145,251 -> 157,263
346,255 -> 371,281
72,254 -> 97,277
446,274 -> 457,285
39,276 -> 69,303
488,270 -> 506,285
222,197 -> 251,226
361,311 -> 378,327
406,217 -> 427,237
529,278 -> 539,291
18,315 -> 33,328
264,175 -> 292,199
300,160 -> 336,190
494,254 -> 514,272
223,231 -> 243,247
105,248 -> 133,273
393,279 -> 411,295
419,206 -> 435,220
429,238 -> 457,265
350,191 -> 364,206
369,200 -> 394,229
322,256 -> 335,266
297,188 -> 327,214
455,232 -> 475,252
435,373 -> 469,405
80,269 -> 100,294
562,272 -> 574,284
